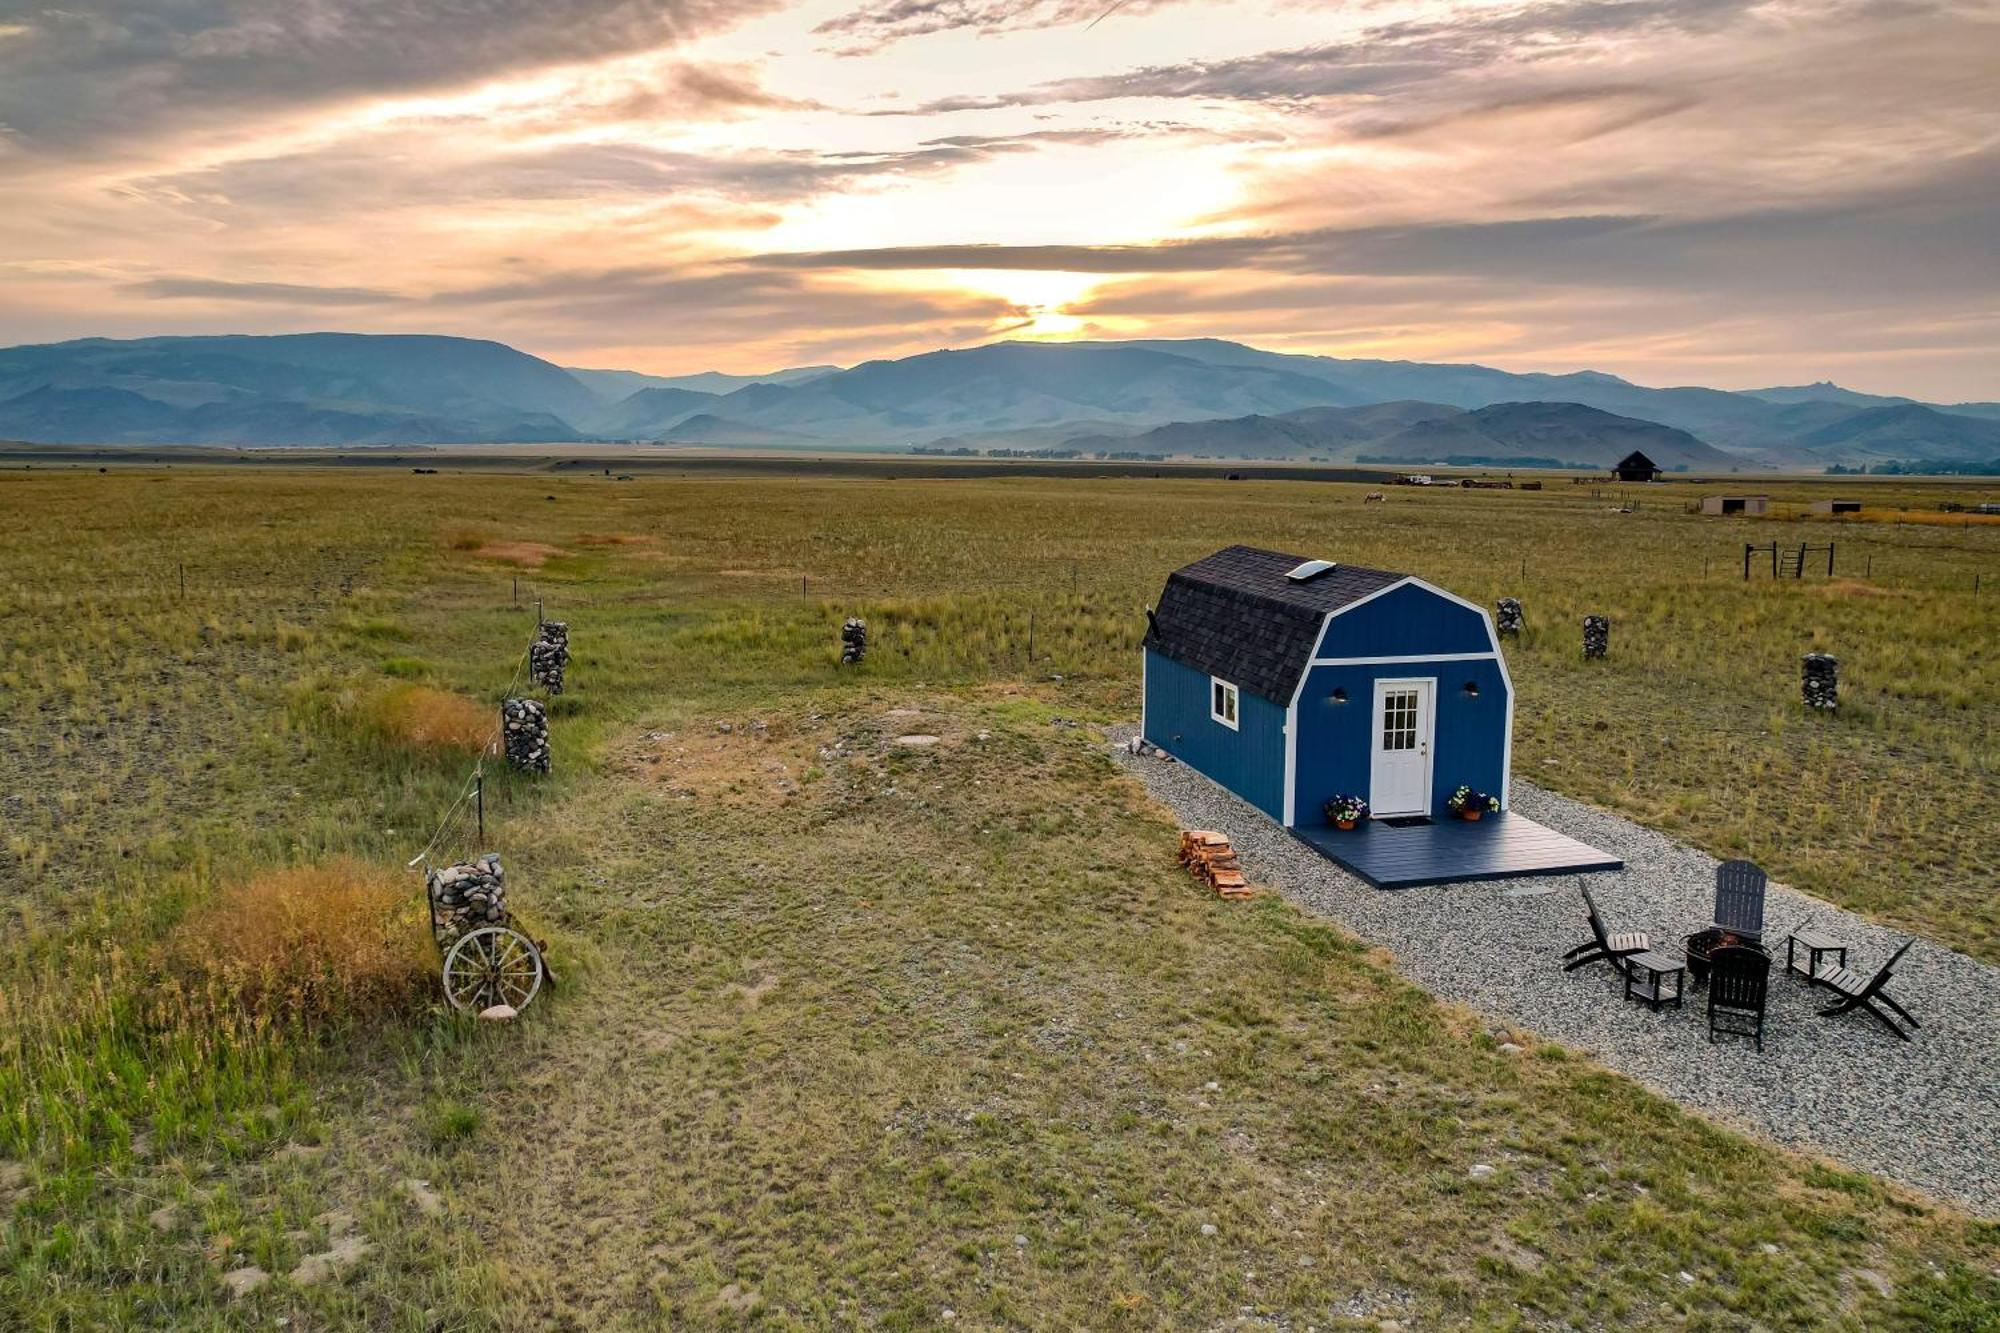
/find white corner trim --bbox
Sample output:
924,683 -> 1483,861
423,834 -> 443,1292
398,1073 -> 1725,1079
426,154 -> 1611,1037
1140,645 -> 1149,741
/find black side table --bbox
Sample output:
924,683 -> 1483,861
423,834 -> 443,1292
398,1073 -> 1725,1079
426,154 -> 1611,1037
1786,930 -> 1847,986
1624,951 -> 1687,1012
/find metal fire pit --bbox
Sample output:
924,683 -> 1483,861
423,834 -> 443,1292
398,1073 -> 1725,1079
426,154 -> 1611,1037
1682,928 -> 1768,985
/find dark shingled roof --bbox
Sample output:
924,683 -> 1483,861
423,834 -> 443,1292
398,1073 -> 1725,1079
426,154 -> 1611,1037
1144,545 -> 1406,704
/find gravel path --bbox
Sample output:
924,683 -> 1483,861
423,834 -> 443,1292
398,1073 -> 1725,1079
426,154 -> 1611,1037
1110,728 -> 2000,1217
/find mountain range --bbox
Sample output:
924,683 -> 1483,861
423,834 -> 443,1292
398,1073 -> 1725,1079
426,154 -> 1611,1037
2,331 -> 1995,470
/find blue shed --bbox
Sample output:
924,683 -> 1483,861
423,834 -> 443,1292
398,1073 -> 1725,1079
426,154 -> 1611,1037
1142,545 -> 1513,828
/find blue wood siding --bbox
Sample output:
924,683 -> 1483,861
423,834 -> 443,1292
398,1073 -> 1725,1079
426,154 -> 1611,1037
1292,657 -> 1509,826
1313,583 -> 1491,658
1143,647 -> 1287,820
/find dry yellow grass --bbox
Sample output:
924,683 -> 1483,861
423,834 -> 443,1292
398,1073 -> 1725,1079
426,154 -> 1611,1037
469,539 -> 565,566
160,859 -> 432,1029
363,683 -> 493,753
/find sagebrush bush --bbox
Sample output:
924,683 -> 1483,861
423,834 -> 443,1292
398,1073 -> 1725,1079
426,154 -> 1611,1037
161,860 -> 433,1029
362,683 -> 493,753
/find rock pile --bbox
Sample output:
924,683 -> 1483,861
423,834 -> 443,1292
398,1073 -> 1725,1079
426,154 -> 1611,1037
1495,597 -> 1523,637
502,697 -> 550,773
841,617 -> 868,665
1802,653 -> 1838,711
529,620 -> 569,694
1582,614 -> 1610,660
427,853 -> 507,942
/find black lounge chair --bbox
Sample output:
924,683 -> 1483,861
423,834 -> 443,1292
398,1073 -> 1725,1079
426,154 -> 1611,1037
1707,945 -> 1770,1050
1816,939 -> 1920,1041
1713,859 -> 1767,941
1562,884 -> 1650,974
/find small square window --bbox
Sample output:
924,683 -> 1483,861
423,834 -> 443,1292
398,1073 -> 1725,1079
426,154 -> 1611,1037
1210,677 -> 1239,730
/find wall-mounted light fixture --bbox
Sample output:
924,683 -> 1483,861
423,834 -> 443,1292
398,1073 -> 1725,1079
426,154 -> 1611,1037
1462,680 -> 1481,698
1330,687 -> 1348,704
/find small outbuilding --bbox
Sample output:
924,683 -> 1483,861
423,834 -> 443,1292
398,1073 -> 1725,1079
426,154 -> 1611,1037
1612,450 -> 1662,482
1700,494 -> 1770,515
1810,499 -> 1863,514
1142,546 -> 1512,827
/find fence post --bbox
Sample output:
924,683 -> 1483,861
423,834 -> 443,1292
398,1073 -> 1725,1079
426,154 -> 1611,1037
179,562 -> 185,597
1743,544 -> 1751,581
802,575 -> 808,602
1826,542 -> 1835,577
475,771 -> 485,844
1028,611 -> 1036,663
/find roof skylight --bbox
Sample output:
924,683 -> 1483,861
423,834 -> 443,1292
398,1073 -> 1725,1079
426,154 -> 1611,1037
1285,559 -> 1336,582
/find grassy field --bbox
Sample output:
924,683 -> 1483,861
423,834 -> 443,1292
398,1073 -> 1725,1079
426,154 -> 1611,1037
1,465 -> 1995,1328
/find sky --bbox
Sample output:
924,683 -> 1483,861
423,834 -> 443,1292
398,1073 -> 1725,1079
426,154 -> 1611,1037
0,0 -> 1995,399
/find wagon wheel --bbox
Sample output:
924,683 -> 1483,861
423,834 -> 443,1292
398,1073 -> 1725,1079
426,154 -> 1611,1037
441,926 -> 544,1014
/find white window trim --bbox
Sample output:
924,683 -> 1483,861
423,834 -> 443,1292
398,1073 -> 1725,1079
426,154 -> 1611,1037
1209,676 -> 1240,730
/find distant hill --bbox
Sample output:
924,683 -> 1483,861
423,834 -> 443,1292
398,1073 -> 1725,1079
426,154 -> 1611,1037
0,331 -> 1990,464
1072,399 -> 1736,469
1793,404 -> 2000,465
655,414 -> 820,446
565,364 -> 840,400
588,386 -> 722,436
1365,402 -> 1735,470
0,333 -> 593,445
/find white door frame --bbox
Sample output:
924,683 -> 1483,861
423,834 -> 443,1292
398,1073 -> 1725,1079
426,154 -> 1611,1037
1369,676 -> 1436,817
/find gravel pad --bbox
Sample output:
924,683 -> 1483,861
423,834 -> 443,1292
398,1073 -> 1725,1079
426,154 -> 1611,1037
1111,726 -> 2000,1216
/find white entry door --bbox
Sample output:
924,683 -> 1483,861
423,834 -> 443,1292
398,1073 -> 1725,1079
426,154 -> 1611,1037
1369,678 -> 1435,817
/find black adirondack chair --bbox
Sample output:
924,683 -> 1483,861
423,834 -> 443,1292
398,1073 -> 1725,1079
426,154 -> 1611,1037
1707,945 -> 1770,1049
1561,884 -> 1651,974
1713,859 -> 1767,941
1816,939 -> 1921,1040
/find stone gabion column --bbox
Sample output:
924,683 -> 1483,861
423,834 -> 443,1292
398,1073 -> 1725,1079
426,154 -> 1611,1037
530,620 -> 569,695
427,853 -> 506,942
1495,597 -> 1523,637
1802,653 -> 1838,711
1582,614 -> 1610,660
502,697 -> 551,773
840,617 -> 868,665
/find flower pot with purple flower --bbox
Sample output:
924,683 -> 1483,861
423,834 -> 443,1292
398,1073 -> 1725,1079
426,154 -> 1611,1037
1323,794 -> 1368,830
1447,785 -> 1499,821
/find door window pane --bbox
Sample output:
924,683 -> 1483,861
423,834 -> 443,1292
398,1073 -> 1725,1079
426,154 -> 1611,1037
1382,689 -> 1417,750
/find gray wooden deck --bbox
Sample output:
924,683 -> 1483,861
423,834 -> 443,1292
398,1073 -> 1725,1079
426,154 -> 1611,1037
1293,810 -> 1622,888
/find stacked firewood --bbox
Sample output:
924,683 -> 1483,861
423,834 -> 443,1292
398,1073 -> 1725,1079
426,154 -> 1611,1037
1802,653 -> 1838,711
427,853 -> 507,943
530,620 -> 569,695
1582,614 -> 1610,660
502,697 -> 551,773
841,617 -> 868,665
1178,830 -> 1252,900
1495,597 -> 1523,637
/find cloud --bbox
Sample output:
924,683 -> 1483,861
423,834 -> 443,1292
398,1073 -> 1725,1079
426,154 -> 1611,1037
125,277 -> 401,305
885,0 -> 1772,112
0,0 -> 779,148
812,0 -> 1177,53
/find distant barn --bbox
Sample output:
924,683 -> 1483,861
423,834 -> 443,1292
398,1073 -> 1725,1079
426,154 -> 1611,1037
1613,450 -> 1662,482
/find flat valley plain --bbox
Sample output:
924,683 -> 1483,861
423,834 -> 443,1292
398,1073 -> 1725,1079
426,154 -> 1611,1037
2,462 -> 1995,1329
